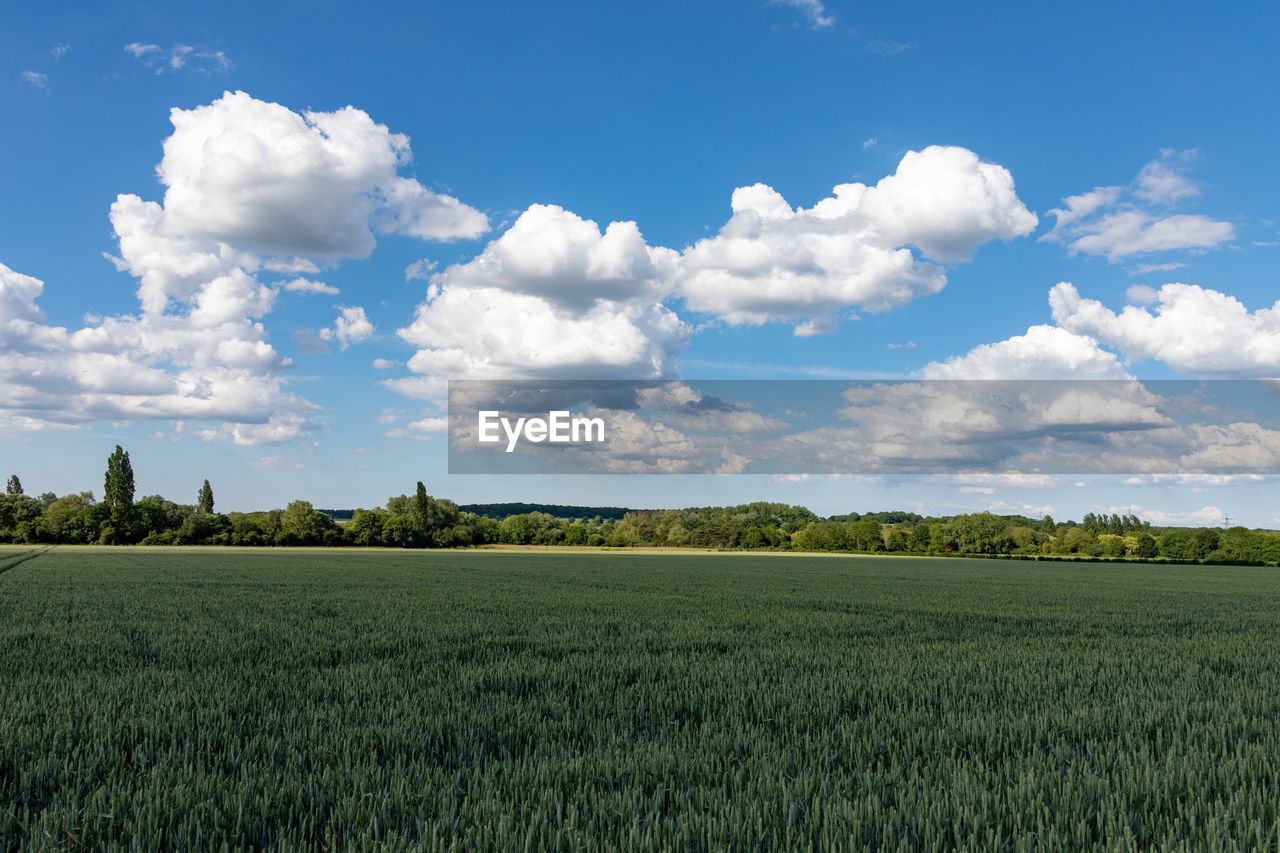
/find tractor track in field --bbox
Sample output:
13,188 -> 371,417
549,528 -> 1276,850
0,546 -> 52,576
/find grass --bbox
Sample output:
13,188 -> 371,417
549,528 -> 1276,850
2,547 -> 1279,850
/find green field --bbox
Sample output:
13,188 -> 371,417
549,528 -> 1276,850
3,547 -> 1280,850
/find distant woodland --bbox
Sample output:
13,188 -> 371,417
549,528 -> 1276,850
3,447 -> 1277,564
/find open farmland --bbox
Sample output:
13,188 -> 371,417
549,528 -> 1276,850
3,548 -> 1280,850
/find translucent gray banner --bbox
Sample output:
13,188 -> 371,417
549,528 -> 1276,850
447,379 -> 1280,475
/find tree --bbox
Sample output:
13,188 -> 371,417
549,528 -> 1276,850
103,445 -> 136,540
6,475 -> 21,496
345,509 -> 387,547
280,500 -> 335,545
385,494 -> 413,516
848,519 -> 884,551
175,512 -> 229,545
740,526 -> 766,549
383,514 -> 418,548
197,479 -> 215,514
500,514 -> 534,545
413,481 -> 432,535
40,493 -> 95,540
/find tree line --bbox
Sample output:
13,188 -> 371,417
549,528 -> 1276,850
0,447 -> 491,548
2,446 -> 1277,564
482,505 -> 1279,564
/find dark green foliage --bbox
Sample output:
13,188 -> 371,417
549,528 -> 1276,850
3,550 -> 1280,849
413,481 -> 431,533
175,511 -> 230,545
833,510 -> 922,525
791,520 -> 849,551
103,445 -> 136,541
279,500 -> 337,546
460,502 -> 635,520
382,514 -> 418,548
846,519 -> 885,551
346,508 -> 386,546
5,475 -> 21,496
1160,528 -> 1215,561
197,479 -> 214,515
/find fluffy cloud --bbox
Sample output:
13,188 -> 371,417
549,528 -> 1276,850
677,145 -> 1037,327
1042,151 -> 1234,262
398,286 -> 688,378
431,204 -> 677,310
0,263 -> 46,326
2,92 -> 486,444
318,306 -> 375,350
1,260 -> 313,442
1050,282 -> 1280,376
926,273 -> 1280,383
0,266 -> 313,442
923,324 -> 1130,379
391,205 -> 688,383
156,91 -> 487,257
386,146 -> 1035,400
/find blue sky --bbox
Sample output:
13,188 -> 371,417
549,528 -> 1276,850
3,0 -> 1279,524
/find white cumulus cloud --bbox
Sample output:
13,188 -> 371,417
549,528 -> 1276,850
390,204 -> 688,383
1,91 -> 486,444
926,276 -> 1280,382
1050,282 -> 1280,377
0,260 -> 313,444
430,204 -> 677,310
923,324 -> 1131,379
677,145 -> 1037,328
385,146 -> 1037,400
156,91 -> 487,257
397,286 -> 688,379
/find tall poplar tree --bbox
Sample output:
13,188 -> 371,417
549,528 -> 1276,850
104,445 -> 136,536
198,479 -> 215,514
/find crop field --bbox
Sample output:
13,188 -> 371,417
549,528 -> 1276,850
3,547 -> 1280,850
